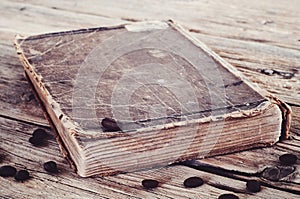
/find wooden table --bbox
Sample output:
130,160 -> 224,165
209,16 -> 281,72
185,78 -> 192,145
1,0 -> 299,198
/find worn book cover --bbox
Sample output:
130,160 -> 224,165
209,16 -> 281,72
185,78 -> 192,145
15,20 -> 291,177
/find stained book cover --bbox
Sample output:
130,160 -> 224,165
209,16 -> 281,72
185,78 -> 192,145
15,20 -> 291,177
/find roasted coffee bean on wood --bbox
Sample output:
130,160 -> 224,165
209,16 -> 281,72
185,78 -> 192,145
183,177 -> 204,188
29,128 -> 49,147
32,128 -> 48,139
142,179 -> 159,189
44,161 -> 58,173
101,118 -> 121,132
218,194 -> 239,199
246,180 -> 261,193
0,165 -> 17,177
14,170 -> 30,182
279,154 -> 297,166
29,136 -> 47,147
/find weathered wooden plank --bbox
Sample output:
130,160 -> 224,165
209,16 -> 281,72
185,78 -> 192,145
0,0 -> 299,197
1,117 -> 299,198
116,165 -> 300,199
190,33 -> 300,106
0,42 -> 47,126
0,117 -> 159,198
0,0 -> 298,153
0,0 -> 124,35
186,134 -> 300,192
10,0 -> 300,50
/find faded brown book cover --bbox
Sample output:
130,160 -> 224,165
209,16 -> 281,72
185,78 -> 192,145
15,20 -> 291,177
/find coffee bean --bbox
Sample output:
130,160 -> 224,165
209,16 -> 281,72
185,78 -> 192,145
246,180 -> 261,193
218,193 -> 239,199
14,170 -> 30,182
0,165 -> 17,177
29,128 -> 49,147
101,118 -> 121,132
29,136 -> 47,147
142,179 -> 159,189
279,166 -> 294,179
44,161 -> 58,173
183,177 -> 204,188
279,154 -> 297,166
262,167 -> 280,181
32,128 -> 48,139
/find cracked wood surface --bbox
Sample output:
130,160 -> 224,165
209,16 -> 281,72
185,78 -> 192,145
0,0 -> 299,198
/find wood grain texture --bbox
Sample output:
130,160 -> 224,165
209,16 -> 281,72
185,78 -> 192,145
186,135 -> 300,191
11,0 -> 300,48
0,0 -> 299,197
190,33 -> 300,106
0,0 -> 124,34
8,0 -> 300,105
1,117 -> 299,198
0,42 -> 47,126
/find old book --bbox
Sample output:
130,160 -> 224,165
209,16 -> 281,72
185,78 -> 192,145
15,20 -> 291,177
